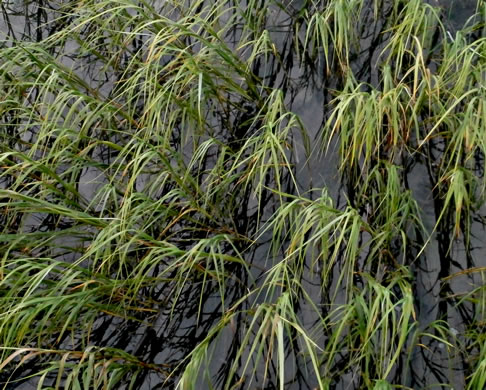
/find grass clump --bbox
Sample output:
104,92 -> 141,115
0,0 -> 485,388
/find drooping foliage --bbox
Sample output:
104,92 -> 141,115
0,0 -> 485,389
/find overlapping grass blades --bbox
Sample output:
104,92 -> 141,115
0,0 -> 485,388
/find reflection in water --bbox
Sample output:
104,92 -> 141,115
0,0 -> 484,389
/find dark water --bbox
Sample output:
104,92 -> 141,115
0,0 -> 483,389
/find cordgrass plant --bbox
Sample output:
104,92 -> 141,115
0,0 -> 485,388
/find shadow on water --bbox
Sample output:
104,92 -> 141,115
0,0 -> 484,389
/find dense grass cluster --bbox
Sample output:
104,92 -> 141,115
0,0 -> 485,388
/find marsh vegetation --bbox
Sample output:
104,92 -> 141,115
0,0 -> 485,388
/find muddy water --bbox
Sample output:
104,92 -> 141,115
0,0 -> 483,389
